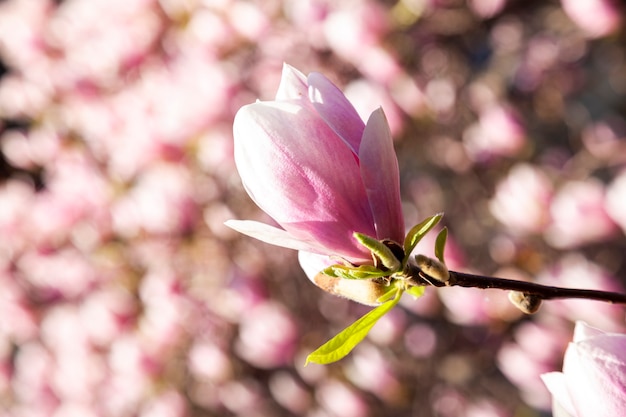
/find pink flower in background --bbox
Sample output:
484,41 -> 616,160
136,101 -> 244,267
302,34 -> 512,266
544,180 -> 617,248
226,64 -> 404,291
489,164 -> 553,234
561,0 -> 622,38
606,170 -> 626,234
498,321 -> 571,409
463,104 -> 526,162
542,321 -> 626,417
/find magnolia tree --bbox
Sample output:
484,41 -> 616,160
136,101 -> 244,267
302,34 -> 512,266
227,65 -> 626,416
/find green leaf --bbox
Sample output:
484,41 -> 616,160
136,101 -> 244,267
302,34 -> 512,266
376,284 -> 401,303
305,291 -> 402,365
403,213 -> 443,265
406,285 -> 426,299
434,227 -> 448,263
323,264 -> 391,280
354,233 -> 401,271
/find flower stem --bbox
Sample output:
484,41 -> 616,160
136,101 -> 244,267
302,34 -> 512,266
405,264 -> 626,304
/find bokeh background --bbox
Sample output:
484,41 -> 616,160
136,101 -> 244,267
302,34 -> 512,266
0,0 -> 625,416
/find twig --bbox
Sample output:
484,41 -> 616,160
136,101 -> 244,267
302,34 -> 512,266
404,263 -> 626,304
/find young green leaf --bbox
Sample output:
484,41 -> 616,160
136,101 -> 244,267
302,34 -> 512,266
354,233 -> 401,271
403,213 -> 443,265
434,227 -> 448,264
305,291 -> 402,365
406,285 -> 426,299
322,264 -> 391,280
376,284 -> 401,303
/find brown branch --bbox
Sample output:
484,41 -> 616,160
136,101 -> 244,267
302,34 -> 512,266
404,264 -> 626,304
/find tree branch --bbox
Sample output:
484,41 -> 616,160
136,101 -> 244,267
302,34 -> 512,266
404,263 -> 626,304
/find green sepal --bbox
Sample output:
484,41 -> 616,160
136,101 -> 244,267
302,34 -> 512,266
322,264 -> 391,280
434,227 -> 448,264
305,290 -> 402,365
403,213 -> 443,266
354,232 -> 401,271
406,285 -> 426,299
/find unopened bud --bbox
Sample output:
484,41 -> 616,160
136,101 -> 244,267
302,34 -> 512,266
508,291 -> 542,314
313,273 -> 388,306
415,254 -> 450,284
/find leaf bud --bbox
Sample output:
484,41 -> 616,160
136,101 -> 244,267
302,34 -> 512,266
415,254 -> 450,284
508,291 -> 542,314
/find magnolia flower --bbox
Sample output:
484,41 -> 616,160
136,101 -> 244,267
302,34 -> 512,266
226,64 -> 404,305
541,321 -> 626,417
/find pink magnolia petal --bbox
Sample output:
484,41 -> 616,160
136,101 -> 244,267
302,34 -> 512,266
233,100 -> 376,260
276,64 -> 309,101
298,251 -> 336,282
308,72 -> 365,154
359,108 -> 404,243
224,220 -> 319,252
541,372 -> 577,417
573,320 -> 606,342
566,335 -> 626,417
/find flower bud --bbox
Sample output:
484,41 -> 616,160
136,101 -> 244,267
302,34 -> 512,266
227,64 -> 405,305
313,273 -> 389,306
508,291 -> 542,314
415,254 -> 450,284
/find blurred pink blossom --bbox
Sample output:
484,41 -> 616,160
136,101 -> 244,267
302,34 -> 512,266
345,344 -> 403,403
234,301 -> 298,368
468,0 -> 507,18
17,248 -> 98,300
344,78 -> 405,135
225,0 -> 270,41
0,128 -> 60,170
544,180 -> 617,248
322,3 -> 401,84
606,170 -> 626,234
111,163 -> 196,237
561,0 -> 622,38
41,305 -> 104,403
139,390 -> 187,417
542,321 -> 626,417
268,371 -> 312,414
466,400 -> 510,417
497,321 -> 570,409
581,119 -> 626,162
463,104 -> 526,162
490,164 -> 553,234
0,180 -> 35,260
316,379 -> 369,417
425,78 -> 457,117
188,341 -> 233,383
105,334 -> 155,415
0,273 -> 38,342
514,36 -> 559,92
403,322 -> 437,358
12,341 -> 59,415
79,288 -> 137,346
219,378 -> 266,415
366,305 -> 407,346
